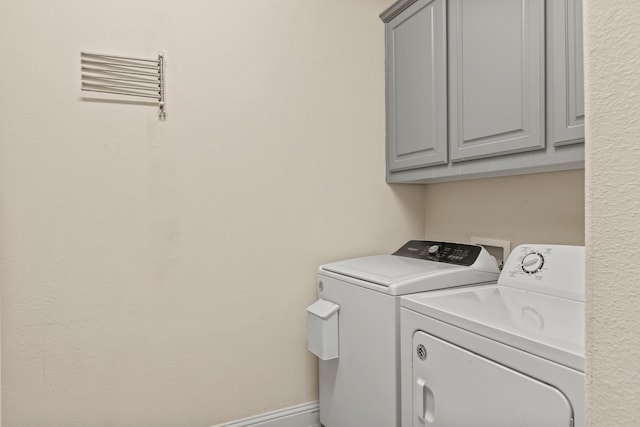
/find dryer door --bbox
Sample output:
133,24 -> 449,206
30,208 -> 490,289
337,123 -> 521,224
412,331 -> 573,427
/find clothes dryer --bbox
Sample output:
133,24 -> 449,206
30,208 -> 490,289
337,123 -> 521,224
400,244 -> 585,427
307,240 -> 500,427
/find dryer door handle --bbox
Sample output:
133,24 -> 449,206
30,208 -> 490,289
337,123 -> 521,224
415,378 -> 435,425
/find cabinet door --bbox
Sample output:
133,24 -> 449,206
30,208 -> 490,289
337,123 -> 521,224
449,0 -> 545,162
386,0 -> 447,172
548,0 -> 585,146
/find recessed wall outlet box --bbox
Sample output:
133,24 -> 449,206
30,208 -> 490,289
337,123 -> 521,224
470,237 -> 511,269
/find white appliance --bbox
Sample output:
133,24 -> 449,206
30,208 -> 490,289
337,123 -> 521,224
307,241 -> 500,427
400,244 -> 585,427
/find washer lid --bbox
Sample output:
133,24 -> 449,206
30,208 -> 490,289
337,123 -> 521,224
322,254 -> 462,286
401,285 -> 585,372
319,241 -> 500,295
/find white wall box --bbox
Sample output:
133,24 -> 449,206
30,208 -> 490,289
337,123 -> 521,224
381,0 -> 585,184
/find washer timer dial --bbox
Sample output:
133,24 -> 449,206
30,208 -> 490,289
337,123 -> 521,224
521,252 -> 544,275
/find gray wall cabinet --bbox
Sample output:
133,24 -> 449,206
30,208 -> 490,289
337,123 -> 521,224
385,0 -> 448,172
548,0 -> 585,146
449,0 -> 545,162
381,0 -> 585,184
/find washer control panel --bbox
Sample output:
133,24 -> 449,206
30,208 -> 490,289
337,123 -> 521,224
393,240 -> 482,266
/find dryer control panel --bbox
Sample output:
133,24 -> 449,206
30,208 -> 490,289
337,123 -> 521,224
500,244 -> 585,301
393,240 -> 482,266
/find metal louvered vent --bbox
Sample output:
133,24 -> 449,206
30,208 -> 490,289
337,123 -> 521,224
81,51 -> 166,120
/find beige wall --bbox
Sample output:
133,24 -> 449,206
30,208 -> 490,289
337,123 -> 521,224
423,170 -> 585,249
0,1 -> 425,425
584,0 -> 640,425
8,0 -> 638,425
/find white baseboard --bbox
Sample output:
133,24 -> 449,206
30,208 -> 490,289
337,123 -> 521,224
212,401 -> 320,427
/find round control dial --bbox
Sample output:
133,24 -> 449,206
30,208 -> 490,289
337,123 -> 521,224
427,245 -> 440,255
521,252 -> 544,274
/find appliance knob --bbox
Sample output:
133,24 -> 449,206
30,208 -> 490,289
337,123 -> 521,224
521,252 -> 544,274
427,245 -> 439,255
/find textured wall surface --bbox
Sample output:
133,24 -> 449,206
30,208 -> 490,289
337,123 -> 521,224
0,1 -> 425,425
584,0 -> 640,425
423,170 -> 585,249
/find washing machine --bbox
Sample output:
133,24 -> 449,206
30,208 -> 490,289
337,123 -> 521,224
400,244 -> 585,427
306,240 -> 500,427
